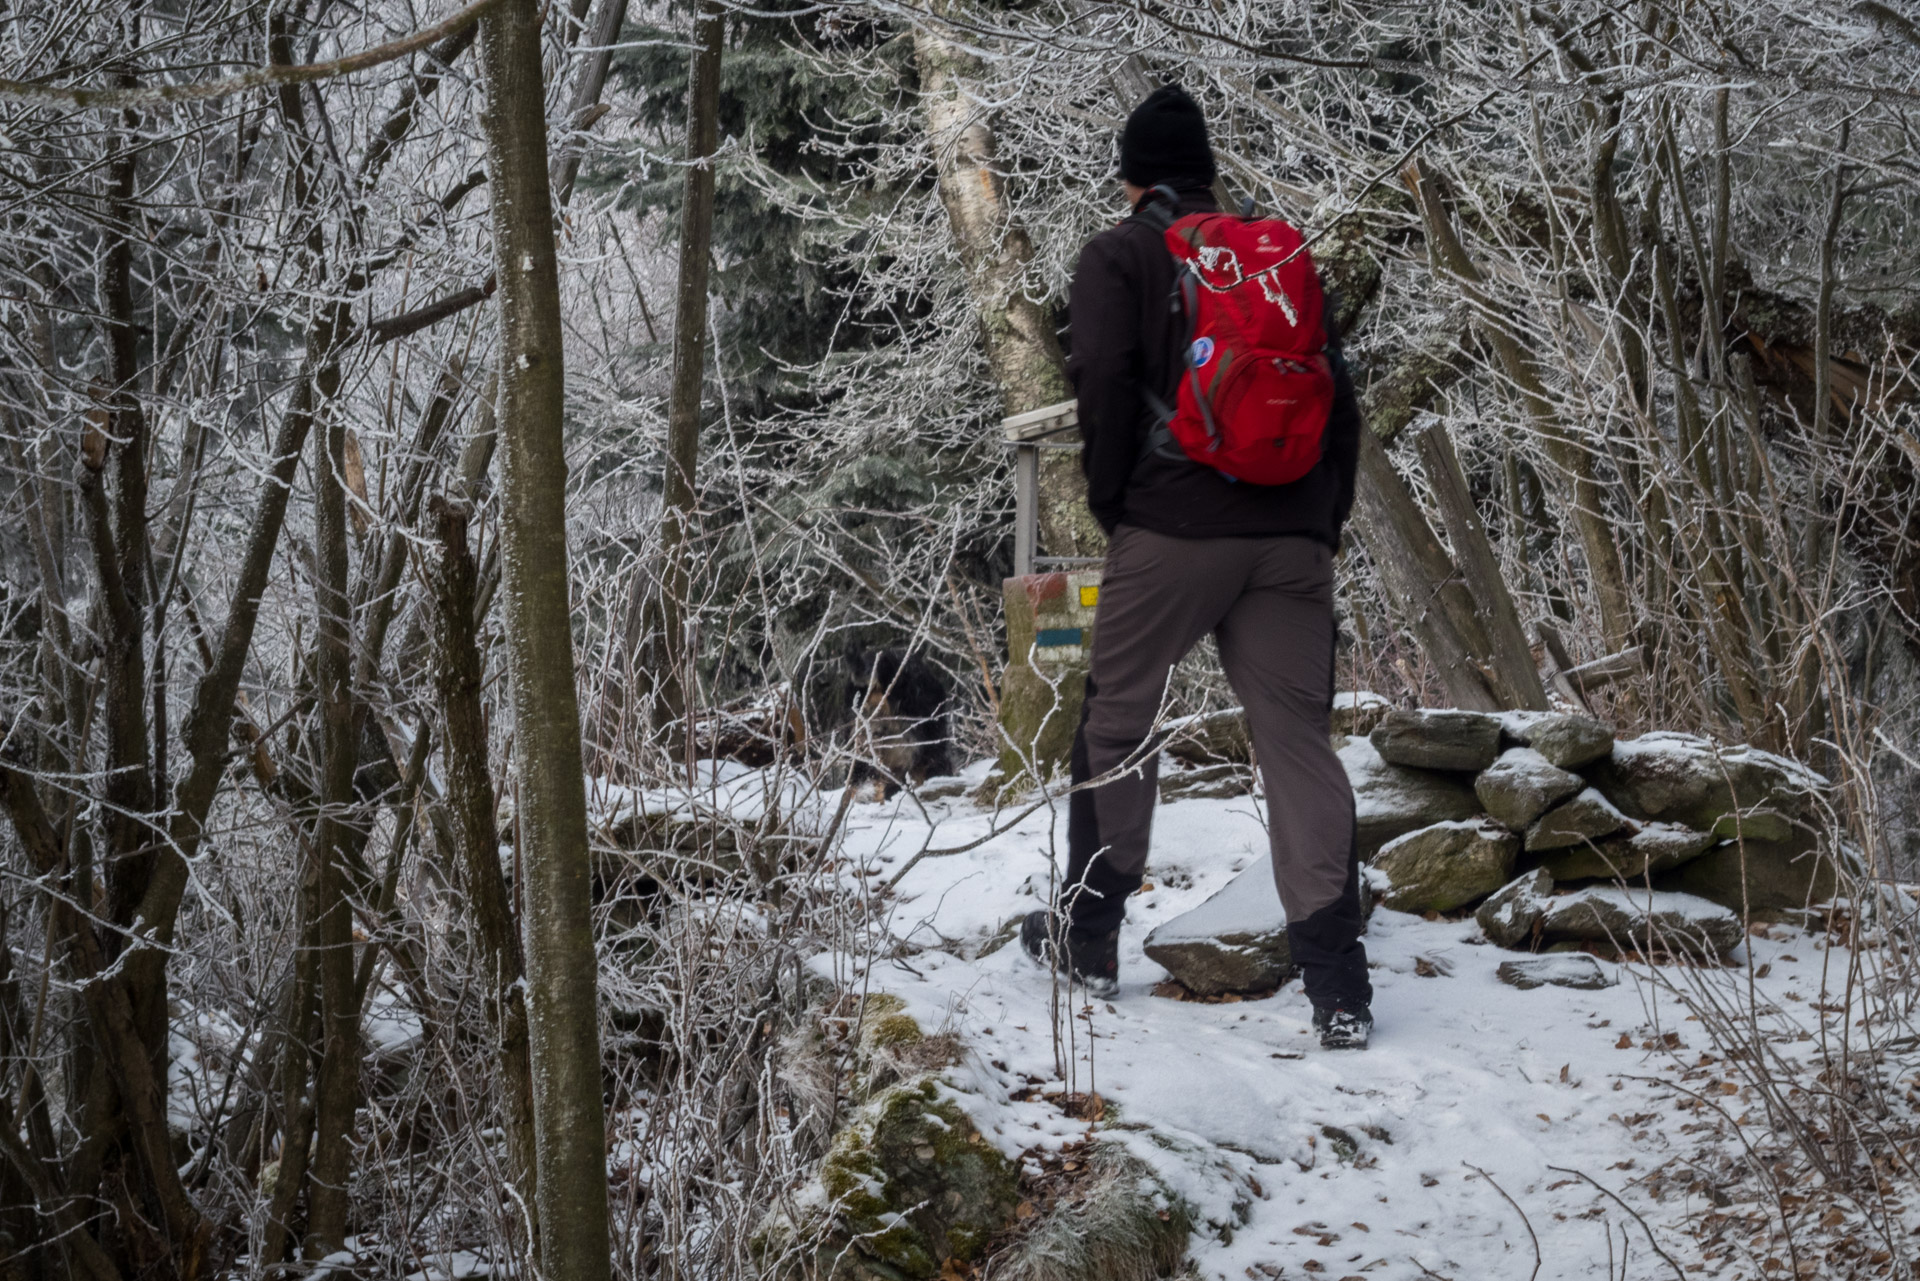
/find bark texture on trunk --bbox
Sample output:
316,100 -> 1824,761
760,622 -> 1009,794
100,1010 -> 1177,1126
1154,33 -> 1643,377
477,0 -> 612,1274
1413,423 -> 1549,710
1406,160 -> 1635,650
654,0 -> 724,732
430,496 -> 540,1237
913,19 -> 1102,561
303,394 -> 361,1257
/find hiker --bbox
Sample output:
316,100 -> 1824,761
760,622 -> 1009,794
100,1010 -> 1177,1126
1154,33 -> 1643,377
1020,85 -> 1372,1050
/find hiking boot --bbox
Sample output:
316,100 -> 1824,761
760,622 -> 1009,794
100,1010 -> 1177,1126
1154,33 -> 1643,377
1313,1004 -> 1372,1051
1020,910 -> 1120,998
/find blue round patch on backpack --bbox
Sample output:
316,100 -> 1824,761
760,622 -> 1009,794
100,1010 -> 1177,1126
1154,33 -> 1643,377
1189,336 -> 1215,367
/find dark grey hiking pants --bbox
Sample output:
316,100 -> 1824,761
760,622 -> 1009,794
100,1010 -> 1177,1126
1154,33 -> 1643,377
1064,525 -> 1371,1009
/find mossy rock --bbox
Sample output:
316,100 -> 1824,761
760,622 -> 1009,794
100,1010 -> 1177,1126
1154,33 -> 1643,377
1655,835 -> 1841,914
812,1076 -> 1021,1280
858,995 -> 923,1055
850,996 -> 962,1103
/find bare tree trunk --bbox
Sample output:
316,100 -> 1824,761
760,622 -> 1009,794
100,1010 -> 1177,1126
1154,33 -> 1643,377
1349,426 -> 1507,712
1413,424 -> 1550,709
1406,159 -> 1636,651
653,0 -> 724,734
303,396 -> 361,1256
477,0 -> 612,1273
913,17 -> 1103,561
429,496 -> 540,1241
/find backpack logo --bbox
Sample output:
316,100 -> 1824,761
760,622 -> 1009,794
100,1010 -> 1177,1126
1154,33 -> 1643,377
1189,336 -> 1216,367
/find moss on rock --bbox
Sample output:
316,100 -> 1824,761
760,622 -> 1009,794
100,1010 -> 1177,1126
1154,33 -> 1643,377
811,1076 -> 1020,1279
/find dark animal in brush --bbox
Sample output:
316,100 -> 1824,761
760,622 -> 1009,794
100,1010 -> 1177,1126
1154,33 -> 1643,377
847,649 -> 953,798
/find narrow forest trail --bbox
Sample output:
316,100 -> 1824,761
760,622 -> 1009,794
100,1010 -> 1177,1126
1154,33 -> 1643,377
836,768 -> 1866,1280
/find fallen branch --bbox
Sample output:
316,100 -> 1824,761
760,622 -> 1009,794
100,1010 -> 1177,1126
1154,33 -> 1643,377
1565,646 -> 1647,695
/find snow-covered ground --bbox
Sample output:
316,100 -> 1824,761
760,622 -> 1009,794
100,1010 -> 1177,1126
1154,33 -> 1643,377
832,762 -> 1886,1280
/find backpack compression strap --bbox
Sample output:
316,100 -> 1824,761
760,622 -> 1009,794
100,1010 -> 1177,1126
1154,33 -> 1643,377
1135,186 -> 1228,470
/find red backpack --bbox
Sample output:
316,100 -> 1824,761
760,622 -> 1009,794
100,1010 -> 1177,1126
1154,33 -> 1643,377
1138,187 -> 1334,486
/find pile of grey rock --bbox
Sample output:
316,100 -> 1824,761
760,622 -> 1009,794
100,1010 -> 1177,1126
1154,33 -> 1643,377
1144,705 -> 1839,996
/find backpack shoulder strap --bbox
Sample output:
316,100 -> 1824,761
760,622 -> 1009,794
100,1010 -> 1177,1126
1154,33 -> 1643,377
1133,183 -> 1182,235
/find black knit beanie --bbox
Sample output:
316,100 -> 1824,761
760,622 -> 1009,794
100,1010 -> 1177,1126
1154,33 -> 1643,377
1118,84 -> 1216,190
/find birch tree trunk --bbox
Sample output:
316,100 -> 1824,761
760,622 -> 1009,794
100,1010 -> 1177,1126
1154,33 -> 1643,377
478,0 -> 612,1274
913,19 -> 1103,562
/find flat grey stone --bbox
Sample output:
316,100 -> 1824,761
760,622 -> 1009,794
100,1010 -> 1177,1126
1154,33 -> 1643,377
1371,709 -> 1504,773
1476,868 -> 1554,948
1144,857 -> 1292,996
1525,788 -> 1629,852
1161,708 -> 1252,766
1523,714 -> 1615,770
1538,822 -> 1716,881
1476,748 -> 1585,831
1158,762 -> 1255,802
1588,733 -> 1828,830
1331,691 -> 1392,739
1372,820 -> 1517,913
1537,886 -> 1743,956
1497,954 -> 1618,990
1341,738 -> 1480,858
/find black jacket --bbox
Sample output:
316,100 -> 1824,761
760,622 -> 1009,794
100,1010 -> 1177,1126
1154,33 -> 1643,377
1064,189 -> 1361,544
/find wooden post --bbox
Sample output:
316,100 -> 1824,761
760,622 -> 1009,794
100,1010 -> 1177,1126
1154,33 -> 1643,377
1413,423 -> 1549,710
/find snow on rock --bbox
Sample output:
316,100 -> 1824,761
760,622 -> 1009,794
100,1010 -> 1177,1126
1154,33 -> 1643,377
1144,855 -> 1292,996
1496,953 -> 1618,990
1537,886 -> 1744,956
1476,868 -> 1555,948
1369,708 -> 1503,773
1340,737 -> 1479,857
1524,786 -> 1629,852
839,775 -> 1816,1280
1331,689 -> 1392,738
1587,731 -> 1828,828
1512,713 -> 1615,769
1475,747 -> 1584,831
1537,821 -> 1717,882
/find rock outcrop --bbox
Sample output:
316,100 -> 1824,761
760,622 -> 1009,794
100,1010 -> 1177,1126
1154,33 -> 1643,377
1372,820 -> 1517,914
1586,733 -> 1824,830
1536,823 -> 1716,881
763,996 -> 1018,1280
1660,837 -> 1839,912
1146,699 -> 1842,968
1474,869 -> 1740,956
